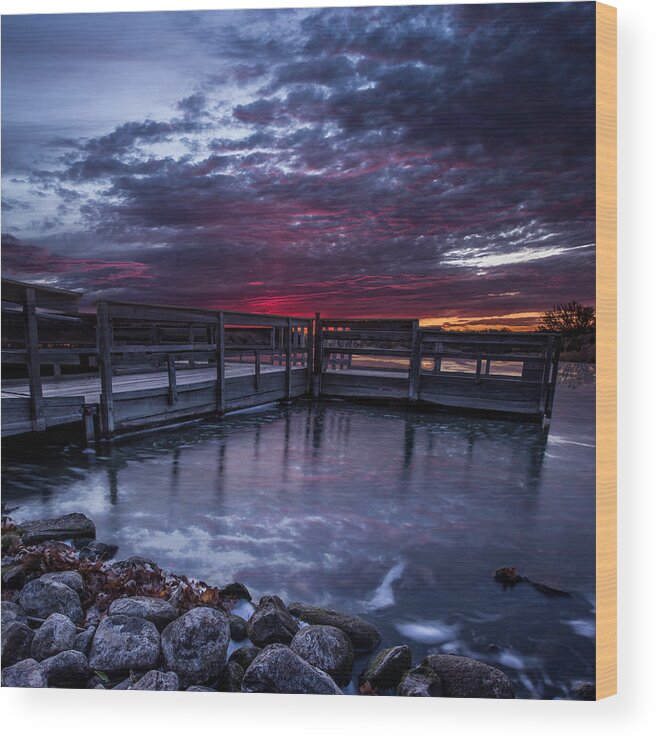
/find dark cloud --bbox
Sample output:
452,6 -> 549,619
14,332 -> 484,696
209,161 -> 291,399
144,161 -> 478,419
1,3 -> 596,322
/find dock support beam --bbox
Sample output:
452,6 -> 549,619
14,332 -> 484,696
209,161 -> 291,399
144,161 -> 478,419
312,312 -> 322,398
285,317 -> 292,400
97,301 -> 114,439
408,320 -> 422,402
216,312 -> 226,414
23,287 -> 46,431
167,354 -> 178,406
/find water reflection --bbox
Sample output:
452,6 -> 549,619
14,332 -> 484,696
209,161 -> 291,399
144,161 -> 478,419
2,365 -> 596,699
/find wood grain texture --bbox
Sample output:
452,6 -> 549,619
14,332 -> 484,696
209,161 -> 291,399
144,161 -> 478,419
595,1 -> 617,700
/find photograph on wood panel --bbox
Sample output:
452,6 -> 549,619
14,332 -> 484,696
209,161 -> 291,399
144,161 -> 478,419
1,2 -> 602,699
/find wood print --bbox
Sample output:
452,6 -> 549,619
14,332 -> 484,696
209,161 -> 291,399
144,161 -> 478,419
0,2 -> 616,700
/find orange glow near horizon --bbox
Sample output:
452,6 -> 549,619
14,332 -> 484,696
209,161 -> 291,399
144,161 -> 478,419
420,311 -> 544,332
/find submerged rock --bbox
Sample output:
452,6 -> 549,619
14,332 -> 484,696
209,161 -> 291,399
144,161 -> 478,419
228,614 -> 248,642
31,613 -> 77,662
89,615 -> 161,674
109,596 -> 178,631
1,658 -> 48,688
41,649 -> 90,687
17,513 -> 95,545
17,577 -> 83,623
130,670 -> 179,691
247,595 -> 299,647
40,570 -> 86,596
359,645 -> 412,692
288,603 -> 381,652
494,567 -> 524,585
422,655 -> 514,699
290,625 -> 354,687
397,666 -> 443,697
161,606 -> 230,688
1,621 -> 34,666
228,645 -> 261,671
242,644 -> 342,695
572,681 -> 596,701
217,661 -> 244,692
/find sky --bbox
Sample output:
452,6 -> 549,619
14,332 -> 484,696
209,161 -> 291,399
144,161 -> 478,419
1,2 -> 596,328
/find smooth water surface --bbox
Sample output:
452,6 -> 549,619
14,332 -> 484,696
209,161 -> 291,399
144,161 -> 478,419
2,363 -> 596,698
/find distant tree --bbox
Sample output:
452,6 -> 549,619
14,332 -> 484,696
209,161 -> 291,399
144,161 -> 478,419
538,301 -> 595,334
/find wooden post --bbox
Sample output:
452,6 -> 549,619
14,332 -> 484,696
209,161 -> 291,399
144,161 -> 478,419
408,319 -> 422,402
23,287 -> 45,431
545,335 -> 561,419
82,405 -> 96,444
216,312 -> 226,414
188,324 -> 195,368
255,349 -> 261,390
167,354 -> 178,406
306,322 -> 314,394
475,356 -> 483,384
96,301 -> 114,439
285,317 -> 292,399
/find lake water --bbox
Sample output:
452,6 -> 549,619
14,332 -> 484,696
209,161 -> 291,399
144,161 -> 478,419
2,363 -> 596,699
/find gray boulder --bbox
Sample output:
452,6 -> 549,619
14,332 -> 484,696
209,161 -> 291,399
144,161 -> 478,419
109,596 -> 178,631
1,601 -> 28,630
217,661 -> 244,692
79,541 -> 118,562
1,621 -> 34,666
246,595 -> 299,647
2,564 -> 26,590
89,615 -> 161,674
422,655 -> 514,699
572,681 -> 596,701
398,666 -> 444,697
40,571 -> 86,597
228,645 -> 261,671
73,626 -> 96,655
242,644 -> 342,695
41,649 -> 89,687
130,670 -> 179,691
359,645 -> 412,691
161,607 -> 230,689
228,614 -> 248,641
17,513 -> 95,545
31,613 -> 77,662
187,685 -> 217,692
1,658 -> 48,688
290,625 -> 353,687
288,603 -> 381,652
219,582 -> 252,602
18,577 -> 83,623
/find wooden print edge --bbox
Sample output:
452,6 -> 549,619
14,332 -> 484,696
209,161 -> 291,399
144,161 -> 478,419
595,0 -> 617,701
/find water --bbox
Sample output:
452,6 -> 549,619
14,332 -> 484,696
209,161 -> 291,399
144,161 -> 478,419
2,363 -> 595,699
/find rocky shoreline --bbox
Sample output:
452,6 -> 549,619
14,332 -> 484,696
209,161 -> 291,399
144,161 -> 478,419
1,512 -> 592,699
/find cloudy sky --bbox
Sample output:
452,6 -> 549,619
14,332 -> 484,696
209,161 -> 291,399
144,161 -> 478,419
1,2 -> 596,328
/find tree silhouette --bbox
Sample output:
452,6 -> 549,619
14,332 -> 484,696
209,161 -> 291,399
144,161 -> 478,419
539,301 -> 595,334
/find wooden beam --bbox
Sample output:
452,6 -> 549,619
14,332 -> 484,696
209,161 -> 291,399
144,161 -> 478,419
255,350 -> 261,390
167,355 -> 178,406
408,320 -> 422,402
216,312 -> 226,414
23,287 -> 45,431
96,301 -> 114,438
285,317 -> 292,399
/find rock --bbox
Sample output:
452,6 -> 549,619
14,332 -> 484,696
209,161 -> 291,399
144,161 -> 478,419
228,614 -> 248,642
87,675 -> 106,689
73,626 -> 96,655
112,677 -> 135,690
228,645 -> 261,671
17,577 -> 83,623
1,601 -> 28,630
219,582 -> 252,602
2,564 -> 26,590
422,655 -> 514,699
359,645 -> 412,691
108,596 -> 178,631
89,615 -> 161,674
1,658 -> 48,688
161,607 -> 230,688
31,613 -> 77,662
529,580 -> 572,598
40,570 -> 86,597
290,625 -> 354,687
494,567 -> 523,585
17,513 -> 95,545
217,661 -> 244,692
398,666 -> 443,697
41,649 -> 90,687
113,556 -> 159,570
130,670 -> 179,691
246,595 -> 299,647
1,622 -> 34,666
572,681 -> 596,701
187,685 -> 217,692
288,603 -> 381,652
79,541 -> 118,562
242,644 -> 342,695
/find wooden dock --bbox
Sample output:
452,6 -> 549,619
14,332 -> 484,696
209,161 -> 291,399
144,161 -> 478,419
1,279 -> 561,441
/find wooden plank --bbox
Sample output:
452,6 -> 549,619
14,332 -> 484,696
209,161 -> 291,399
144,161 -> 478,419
106,302 -> 218,324
216,313 -> 226,414
321,318 -> 415,330
2,277 -> 82,314
167,355 -> 177,406
23,287 -> 45,431
418,374 -> 541,402
322,329 -> 412,342
419,393 -> 540,415
96,301 -> 114,438
110,343 -> 217,354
